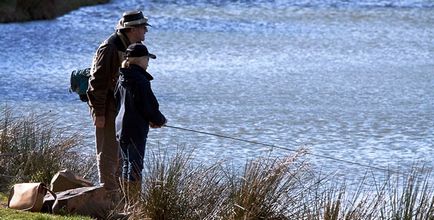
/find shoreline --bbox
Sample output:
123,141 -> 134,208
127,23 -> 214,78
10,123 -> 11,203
0,0 -> 110,23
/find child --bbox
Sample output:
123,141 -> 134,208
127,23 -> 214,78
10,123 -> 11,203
115,43 -> 166,194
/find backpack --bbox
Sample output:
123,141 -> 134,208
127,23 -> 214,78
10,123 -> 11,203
69,68 -> 90,102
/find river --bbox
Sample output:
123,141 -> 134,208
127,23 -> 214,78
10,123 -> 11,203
0,0 -> 433,181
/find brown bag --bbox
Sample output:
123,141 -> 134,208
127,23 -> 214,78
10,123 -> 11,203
44,185 -> 111,218
8,182 -> 55,212
50,169 -> 93,192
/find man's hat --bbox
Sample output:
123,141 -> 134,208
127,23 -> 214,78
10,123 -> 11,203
126,43 -> 156,59
116,10 -> 151,30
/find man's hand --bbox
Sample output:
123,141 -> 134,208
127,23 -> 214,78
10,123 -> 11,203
94,116 -> 105,128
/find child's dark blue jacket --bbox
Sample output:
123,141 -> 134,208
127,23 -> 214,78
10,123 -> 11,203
115,64 -> 166,143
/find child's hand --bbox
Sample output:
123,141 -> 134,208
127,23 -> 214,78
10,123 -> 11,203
150,118 -> 167,128
150,122 -> 161,128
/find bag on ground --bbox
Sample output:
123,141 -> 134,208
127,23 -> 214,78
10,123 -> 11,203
50,169 -> 93,192
44,185 -> 111,218
8,182 -> 55,212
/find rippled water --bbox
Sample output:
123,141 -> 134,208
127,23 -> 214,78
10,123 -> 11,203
0,0 -> 433,180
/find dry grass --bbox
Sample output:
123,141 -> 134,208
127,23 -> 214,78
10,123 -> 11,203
225,149 -> 312,219
124,147 -> 434,220
0,107 -> 95,192
139,147 -> 228,220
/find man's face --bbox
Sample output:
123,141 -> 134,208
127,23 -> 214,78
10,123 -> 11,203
134,25 -> 148,42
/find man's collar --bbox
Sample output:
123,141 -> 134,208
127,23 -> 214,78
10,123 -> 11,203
116,31 -> 131,50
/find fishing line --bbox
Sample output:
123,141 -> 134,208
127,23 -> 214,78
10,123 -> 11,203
164,124 -> 402,174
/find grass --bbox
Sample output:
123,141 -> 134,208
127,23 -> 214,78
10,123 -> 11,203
2,106 -> 434,219
0,208 -> 93,220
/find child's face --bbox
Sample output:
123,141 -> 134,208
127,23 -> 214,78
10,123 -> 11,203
139,56 -> 150,70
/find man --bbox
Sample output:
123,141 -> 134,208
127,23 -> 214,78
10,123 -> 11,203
87,10 -> 151,192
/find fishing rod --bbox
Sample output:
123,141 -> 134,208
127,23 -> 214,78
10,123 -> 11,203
164,124 -> 402,174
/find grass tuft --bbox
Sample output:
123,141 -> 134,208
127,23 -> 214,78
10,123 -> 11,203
0,106 -> 95,192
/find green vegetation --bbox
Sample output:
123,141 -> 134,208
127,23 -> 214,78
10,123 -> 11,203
1,106 -> 434,219
0,208 -> 92,220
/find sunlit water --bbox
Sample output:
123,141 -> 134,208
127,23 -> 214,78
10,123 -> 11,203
0,0 -> 433,181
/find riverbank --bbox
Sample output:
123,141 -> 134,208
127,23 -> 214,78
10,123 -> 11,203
0,0 -> 110,23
